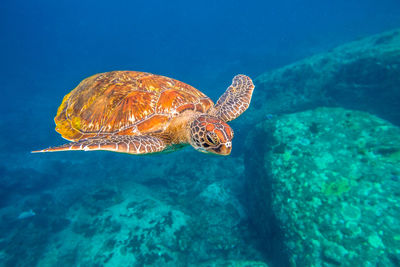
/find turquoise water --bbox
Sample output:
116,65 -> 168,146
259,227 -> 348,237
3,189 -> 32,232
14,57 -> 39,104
1,1 -> 400,266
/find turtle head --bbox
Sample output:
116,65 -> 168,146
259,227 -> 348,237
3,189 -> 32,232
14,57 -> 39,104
189,115 -> 233,155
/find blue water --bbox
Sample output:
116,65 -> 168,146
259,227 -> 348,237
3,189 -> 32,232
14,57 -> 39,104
1,0 -> 400,266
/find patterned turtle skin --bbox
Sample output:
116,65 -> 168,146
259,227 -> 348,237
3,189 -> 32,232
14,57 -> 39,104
33,71 -> 254,155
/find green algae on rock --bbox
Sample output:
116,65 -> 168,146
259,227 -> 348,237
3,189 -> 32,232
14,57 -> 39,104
245,107 -> 400,266
323,180 -> 351,196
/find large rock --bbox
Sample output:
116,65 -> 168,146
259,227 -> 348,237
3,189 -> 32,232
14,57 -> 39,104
246,29 -> 400,127
245,107 -> 400,266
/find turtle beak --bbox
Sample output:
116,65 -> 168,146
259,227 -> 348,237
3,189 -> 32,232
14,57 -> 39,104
218,145 -> 232,155
211,142 -> 232,155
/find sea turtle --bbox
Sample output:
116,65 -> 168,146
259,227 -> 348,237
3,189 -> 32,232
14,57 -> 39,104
34,71 -> 254,155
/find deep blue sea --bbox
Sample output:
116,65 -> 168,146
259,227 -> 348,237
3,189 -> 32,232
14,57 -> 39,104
1,0 -> 400,266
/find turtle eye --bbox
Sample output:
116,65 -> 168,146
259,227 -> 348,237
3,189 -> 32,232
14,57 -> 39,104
206,132 -> 218,145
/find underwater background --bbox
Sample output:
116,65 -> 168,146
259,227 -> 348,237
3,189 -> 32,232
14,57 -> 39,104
1,0 -> 400,266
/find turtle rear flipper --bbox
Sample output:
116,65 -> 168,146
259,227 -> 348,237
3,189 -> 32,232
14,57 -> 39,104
32,135 -> 167,155
210,75 -> 255,122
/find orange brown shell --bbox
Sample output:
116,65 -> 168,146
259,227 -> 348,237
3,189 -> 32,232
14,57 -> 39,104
55,71 -> 214,141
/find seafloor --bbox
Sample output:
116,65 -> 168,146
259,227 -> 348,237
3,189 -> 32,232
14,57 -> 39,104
1,29 -> 400,266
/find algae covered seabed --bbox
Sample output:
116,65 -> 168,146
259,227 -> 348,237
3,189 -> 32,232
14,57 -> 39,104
1,23 -> 400,267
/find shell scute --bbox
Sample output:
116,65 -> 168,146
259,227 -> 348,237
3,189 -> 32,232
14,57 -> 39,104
103,90 -> 156,131
136,115 -> 169,134
156,89 -> 199,114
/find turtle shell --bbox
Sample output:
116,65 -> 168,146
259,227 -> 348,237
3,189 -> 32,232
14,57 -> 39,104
55,71 -> 214,141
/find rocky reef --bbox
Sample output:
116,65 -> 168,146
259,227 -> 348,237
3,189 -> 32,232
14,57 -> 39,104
245,107 -> 400,266
245,29 -> 400,127
2,28 -> 400,266
0,150 -> 267,266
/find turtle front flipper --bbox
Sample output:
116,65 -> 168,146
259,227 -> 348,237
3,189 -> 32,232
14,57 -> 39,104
209,74 -> 255,122
32,135 -> 167,155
